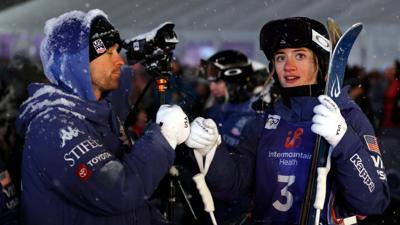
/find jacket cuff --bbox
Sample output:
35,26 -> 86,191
331,126 -> 362,160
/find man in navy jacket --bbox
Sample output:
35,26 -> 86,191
16,9 -> 190,225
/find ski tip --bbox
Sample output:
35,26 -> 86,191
327,17 -> 336,27
351,22 -> 363,30
341,22 -> 363,37
327,18 -> 340,29
326,18 -> 343,37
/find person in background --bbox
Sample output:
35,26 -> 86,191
203,50 -> 259,152
184,17 -> 390,225
16,9 -> 190,225
182,50 -> 260,225
382,60 -> 400,128
343,65 -> 375,125
0,158 -> 18,225
0,54 -> 47,209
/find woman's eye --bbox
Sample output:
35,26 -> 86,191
275,55 -> 285,62
295,53 -> 305,60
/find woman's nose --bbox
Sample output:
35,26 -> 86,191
284,57 -> 296,71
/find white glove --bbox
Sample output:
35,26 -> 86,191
311,95 -> 347,148
185,117 -> 221,156
156,104 -> 190,149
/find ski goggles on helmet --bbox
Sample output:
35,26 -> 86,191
260,17 -> 330,61
205,60 -> 253,83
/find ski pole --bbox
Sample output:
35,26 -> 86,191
193,172 -> 218,225
313,147 -> 333,225
192,121 -> 220,225
193,147 -> 218,225
299,22 -> 363,225
309,18 -> 342,225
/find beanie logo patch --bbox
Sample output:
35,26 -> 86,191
93,38 -> 107,54
312,29 -> 330,52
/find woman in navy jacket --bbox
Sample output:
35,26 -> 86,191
185,17 -> 390,225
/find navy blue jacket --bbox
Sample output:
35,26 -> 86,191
16,10 -> 174,225
205,89 -> 390,224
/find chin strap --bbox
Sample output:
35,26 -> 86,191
280,84 -> 324,106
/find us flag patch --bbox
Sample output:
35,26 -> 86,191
92,38 -> 106,54
363,135 -> 380,154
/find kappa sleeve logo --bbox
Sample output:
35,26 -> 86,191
60,127 -> 85,148
76,163 -> 92,182
350,153 -> 375,192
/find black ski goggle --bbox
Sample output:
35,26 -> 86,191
205,61 -> 252,83
260,18 -> 329,60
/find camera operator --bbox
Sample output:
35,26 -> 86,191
16,9 -> 190,225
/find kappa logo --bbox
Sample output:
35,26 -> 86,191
265,114 -> 280,129
284,128 -> 304,149
92,38 -> 107,54
350,153 -> 375,192
60,127 -> 85,148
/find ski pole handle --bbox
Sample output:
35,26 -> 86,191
193,173 -> 215,213
314,168 -> 329,209
313,147 -> 332,210
313,144 -> 333,225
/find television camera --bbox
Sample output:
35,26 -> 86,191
123,22 -> 179,74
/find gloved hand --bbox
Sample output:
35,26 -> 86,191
156,104 -> 190,149
311,95 -> 347,148
185,117 -> 221,156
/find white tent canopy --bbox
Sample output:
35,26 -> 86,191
0,0 -> 399,69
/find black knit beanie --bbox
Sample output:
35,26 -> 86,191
89,16 -> 122,62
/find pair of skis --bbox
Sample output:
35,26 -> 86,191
299,19 -> 363,225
